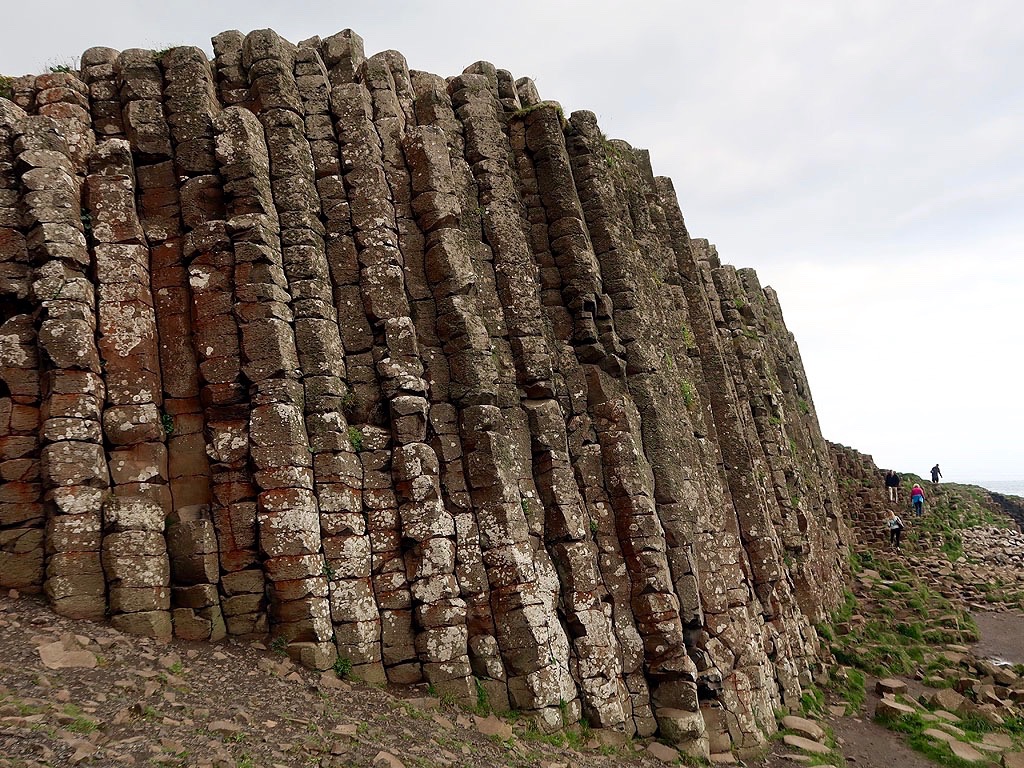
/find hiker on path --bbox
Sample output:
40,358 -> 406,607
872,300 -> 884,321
885,470 -> 901,502
911,483 -> 925,517
887,509 -> 905,549
931,464 -> 942,484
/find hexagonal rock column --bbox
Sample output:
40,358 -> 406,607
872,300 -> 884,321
15,113 -> 109,620
86,138 -> 172,638
159,45 -> 225,642
293,38 -> 384,682
0,99 -> 44,591
213,97 -> 332,664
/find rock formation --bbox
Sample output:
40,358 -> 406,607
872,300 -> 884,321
0,28 -> 849,756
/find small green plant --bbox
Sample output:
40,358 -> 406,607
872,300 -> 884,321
321,562 -> 336,580
681,323 -> 696,348
340,390 -> 356,414
48,64 -> 74,74
796,398 -> 811,415
269,636 -> 288,657
0,75 -> 13,101
474,677 -> 490,715
168,661 -> 184,675
66,716 -> 98,734
347,426 -> 363,453
161,411 -> 174,437
333,655 -> 352,679
679,379 -> 696,409
589,519 -> 599,536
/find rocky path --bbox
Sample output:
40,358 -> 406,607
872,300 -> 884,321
0,592 -> 667,768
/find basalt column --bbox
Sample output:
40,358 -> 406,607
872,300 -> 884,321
406,72 -> 506,712
449,69 -> 578,731
18,112 -> 109,620
508,102 -> 642,732
563,109 -> 780,750
365,50 -> 475,701
212,95 -> 332,662
295,35 -> 384,681
0,100 -> 43,592
86,138 -> 172,638
160,46 -> 225,642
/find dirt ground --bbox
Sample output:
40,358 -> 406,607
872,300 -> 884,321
971,611 -> 1024,665
4,594 -> 1024,767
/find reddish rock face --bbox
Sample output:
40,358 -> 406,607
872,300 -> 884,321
0,29 -> 850,755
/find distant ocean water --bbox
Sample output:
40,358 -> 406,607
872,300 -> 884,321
969,480 -> 1024,498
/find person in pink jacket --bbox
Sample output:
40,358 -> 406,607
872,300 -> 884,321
911,484 -> 925,517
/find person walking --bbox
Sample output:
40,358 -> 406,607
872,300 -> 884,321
931,464 -> 942,484
885,470 -> 901,502
886,509 -> 905,549
911,483 -> 925,517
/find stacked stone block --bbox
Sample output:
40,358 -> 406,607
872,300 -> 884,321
0,100 -> 44,591
86,139 -> 171,637
160,46 -> 225,642
17,112 -> 109,620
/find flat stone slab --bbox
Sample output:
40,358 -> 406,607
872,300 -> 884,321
983,732 -> 1013,748
876,678 -> 908,695
646,742 -> 680,763
875,698 -> 916,718
948,740 -> 985,763
782,734 -> 831,755
923,727 -> 957,743
781,714 -> 825,741
934,708 -> 962,723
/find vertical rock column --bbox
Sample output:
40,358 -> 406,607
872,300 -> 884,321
404,72 -> 508,708
449,69 -> 577,729
214,101 -> 332,659
551,110 -> 712,748
80,47 -> 125,142
651,186 -> 784,748
241,28 -> 341,668
86,138 -> 172,638
513,102 -> 647,729
363,51 -> 473,699
160,46 -> 225,641
0,99 -> 44,591
294,39 -> 384,680
702,253 -> 812,706
17,114 -> 109,620
211,31 -> 250,109
329,78 -> 419,683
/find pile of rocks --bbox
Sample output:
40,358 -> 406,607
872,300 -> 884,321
875,677 -> 1024,765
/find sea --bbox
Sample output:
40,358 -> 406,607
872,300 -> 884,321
969,480 -> 1024,498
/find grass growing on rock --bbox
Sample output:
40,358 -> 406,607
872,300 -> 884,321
827,547 -> 977,679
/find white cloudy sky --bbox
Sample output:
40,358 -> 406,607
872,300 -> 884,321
4,1 -> 1022,484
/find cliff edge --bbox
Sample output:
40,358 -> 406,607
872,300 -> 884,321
0,28 -> 848,756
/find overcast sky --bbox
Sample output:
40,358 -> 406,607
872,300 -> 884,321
3,1 -> 1021,484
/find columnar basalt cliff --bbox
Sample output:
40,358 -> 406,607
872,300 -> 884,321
0,29 -> 849,755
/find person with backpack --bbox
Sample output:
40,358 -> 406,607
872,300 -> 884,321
911,484 -> 925,517
887,509 -> 905,549
885,470 -> 901,502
